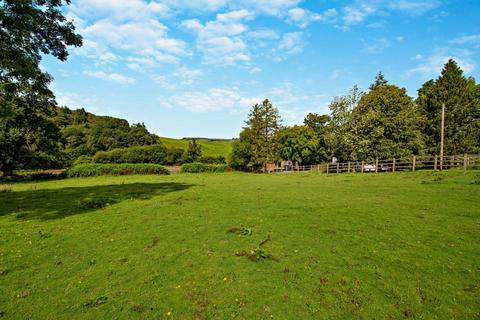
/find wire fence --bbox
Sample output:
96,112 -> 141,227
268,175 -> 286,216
266,154 -> 480,174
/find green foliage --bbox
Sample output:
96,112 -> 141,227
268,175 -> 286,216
73,155 -> 93,166
66,164 -> 170,177
53,107 -> 159,160
325,85 -> 364,161
0,84 -> 66,175
278,125 -> 320,164
0,0 -> 82,175
198,156 -> 226,164
229,128 -> 254,171
351,84 -> 425,160
182,139 -> 202,163
180,163 -> 228,173
0,0 -> 83,91
93,144 -> 168,164
416,59 -> 480,155
369,71 -> 388,90
245,99 -> 281,168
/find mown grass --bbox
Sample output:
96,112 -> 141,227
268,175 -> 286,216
0,170 -> 479,319
158,137 -> 233,158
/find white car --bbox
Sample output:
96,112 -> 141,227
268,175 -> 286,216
363,164 -> 376,172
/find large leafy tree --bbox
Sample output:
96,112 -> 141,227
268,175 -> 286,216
417,59 -> 480,154
303,113 -> 330,161
352,83 -> 424,160
229,128 -> 254,171
245,99 -> 282,169
278,125 -> 319,165
325,85 -> 363,161
0,0 -> 82,175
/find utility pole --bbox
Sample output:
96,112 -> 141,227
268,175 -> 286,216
440,104 -> 445,171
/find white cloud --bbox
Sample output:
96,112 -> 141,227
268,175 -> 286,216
406,48 -> 475,78
276,32 -> 304,60
84,70 -> 136,84
231,0 -> 300,17
70,0 -> 170,21
151,67 -> 202,90
55,91 -> 97,109
169,88 -> 258,113
449,34 -> 480,45
388,0 -> 441,14
181,10 -> 254,65
286,7 -> 337,28
339,0 -> 442,28
363,38 -> 392,54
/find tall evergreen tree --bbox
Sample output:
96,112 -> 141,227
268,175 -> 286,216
369,71 -> 388,90
245,99 -> 281,169
417,59 -> 480,154
183,139 -> 202,163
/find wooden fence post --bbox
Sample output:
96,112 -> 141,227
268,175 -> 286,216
336,162 -> 339,174
361,160 -> 364,173
464,154 -> 468,174
412,156 -> 416,172
434,155 -> 437,171
393,158 -> 396,172
326,164 -> 329,174
348,162 -> 351,173
375,158 -> 378,173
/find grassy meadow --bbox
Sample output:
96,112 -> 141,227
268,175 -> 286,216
0,170 -> 479,319
158,137 -> 234,158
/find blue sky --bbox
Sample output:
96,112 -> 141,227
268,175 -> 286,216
43,0 -> 480,138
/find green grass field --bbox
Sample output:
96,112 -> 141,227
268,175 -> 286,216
1,171 -> 479,319
159,137 -> 234,158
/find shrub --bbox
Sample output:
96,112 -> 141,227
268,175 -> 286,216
181,162 -> 229,173
199,156 -> 226,164
73,155 -> 93,166
92,144 -> 168,164
66,164 -> 170,177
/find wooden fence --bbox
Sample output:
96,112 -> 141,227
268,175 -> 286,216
266,154 -> 480,174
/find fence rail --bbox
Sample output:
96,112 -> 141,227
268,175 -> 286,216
266,154 -> 480,174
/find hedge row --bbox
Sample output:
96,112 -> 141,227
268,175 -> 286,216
66,164 -> 170,177
181,163 -> 229,173
92,145 -> 226,166
93,145 -> 173,164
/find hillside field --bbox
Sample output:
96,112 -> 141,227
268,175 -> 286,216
0,170 -> 479,319
158,137 -> 234,158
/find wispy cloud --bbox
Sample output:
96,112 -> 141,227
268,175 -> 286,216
449,34 -> 480,45
84,70 -> 136,84
406,48 -> 475,78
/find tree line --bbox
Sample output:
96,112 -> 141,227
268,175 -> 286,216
1,1 -> 479,176
230,62 -> 480,171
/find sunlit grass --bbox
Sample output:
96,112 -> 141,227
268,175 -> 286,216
0,170 -> 479,319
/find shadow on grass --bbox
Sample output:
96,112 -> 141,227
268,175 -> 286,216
0,182 -> 192,221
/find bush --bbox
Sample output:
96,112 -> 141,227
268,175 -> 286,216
92,144 -> 168,164
199,156 -> 226,164
181,162 -> 229,173
73,155 -> 93,166
66,164 -> 170,177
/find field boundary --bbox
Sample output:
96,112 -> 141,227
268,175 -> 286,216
266,154 -> 480,174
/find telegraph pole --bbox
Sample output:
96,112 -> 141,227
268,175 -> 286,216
440,104 -> 445,170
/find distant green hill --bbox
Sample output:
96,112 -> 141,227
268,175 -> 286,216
159,137 -> 234,158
